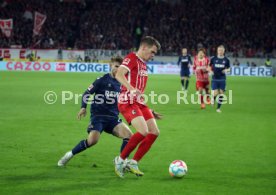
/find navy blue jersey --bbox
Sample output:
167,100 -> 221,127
210,56 -> 230,80
81,73 -> 120,117
178,55 -> 192,70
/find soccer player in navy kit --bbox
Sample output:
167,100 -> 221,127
177,48 -> 192,91
210,45 -> 230,113
57,57 -> 133,166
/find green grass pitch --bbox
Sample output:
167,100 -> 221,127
0,71 -> 275,194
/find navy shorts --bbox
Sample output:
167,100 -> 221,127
87,116 -> 122,134
180,68 -> 190,77
212,80 -> 226,91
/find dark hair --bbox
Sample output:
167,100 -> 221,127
111,56 -> 123,64
140,36 -> 161,50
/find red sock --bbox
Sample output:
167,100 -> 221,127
133,133 -> 158,162
120,132 -> 145,160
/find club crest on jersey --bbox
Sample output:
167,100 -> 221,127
139,69 -> 148,76
132,110 -> 136,115
108,83 -> 111,87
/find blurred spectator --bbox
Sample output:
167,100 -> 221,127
265,58 -> 272,67
76,55 -> 83,62
84,55 -> 91,62
251,62 -> 257,67
233,59 -> 240,66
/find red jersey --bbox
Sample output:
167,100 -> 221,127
193,56 -> 210,82
119,52 -> 148,103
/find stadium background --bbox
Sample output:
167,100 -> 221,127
0,0 -> 275,194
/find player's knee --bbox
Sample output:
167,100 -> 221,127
150,128 -> 160,136
87,137 -> 98,147
126,130 -> 133,138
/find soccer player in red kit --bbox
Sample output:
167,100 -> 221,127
114,36 -> 161,178
193,48 -> 210,109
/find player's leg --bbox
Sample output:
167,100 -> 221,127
112,122 -> 133,153
211,80 -> 219,107
205,82 -> 211,104
180,76 -> 185,91
114,103 -> 147,177
132,117 -> 159,162
196,81 -> 205,109
185,68 -> 190,91
57,119 -> 102,167
124,106 -> 158,176
216,81 -> 226,112
57,131 -> 101,166
114,116 -> 147,177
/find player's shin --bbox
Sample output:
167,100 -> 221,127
181,79 -> 184,87
133,133 -> 158,162
72,139 -> 90,155
185,80 -> 189,90
120,132 -> 145,160
217,94 -> 224,109
120,138 -> 129,154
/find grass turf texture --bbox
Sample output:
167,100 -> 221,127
0,71 -> 275,195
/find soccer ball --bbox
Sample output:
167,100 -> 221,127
169,160 -> 188,178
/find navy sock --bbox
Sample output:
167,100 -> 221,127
181,80 -> 184,87
217,95 -> 223,109
185,80 -> 189,90
120,138 -> 129,154
72,140 -> 89,155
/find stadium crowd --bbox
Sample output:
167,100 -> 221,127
0,0 -> 275,57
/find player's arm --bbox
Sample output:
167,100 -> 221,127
78,78 -> 101,120
192,58 -> 197,74
115,66 -> 139,94
177,56 -> 181,66
208,57 -> 214,74
188,55 -> 193,67
222,59 -> 231,74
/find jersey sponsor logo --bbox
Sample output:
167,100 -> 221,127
105,90 -> 120,98
122,58 -> 130,65
214,64 -> 225,68
181,59 -> 188,62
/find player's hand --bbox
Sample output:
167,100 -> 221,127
77,108 -> 87,120
222,69 -> 229,74
152,110 -> 163,120
130,87 -> 141,96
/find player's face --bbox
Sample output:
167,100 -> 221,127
182,49 -> 187,55
143,45 -> 157,61
110,62 -> 120,76
198,51 -> 204,59
217,47 -> 225,56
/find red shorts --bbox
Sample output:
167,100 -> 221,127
118,102 -> 154,124
196,81 -> 209,89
